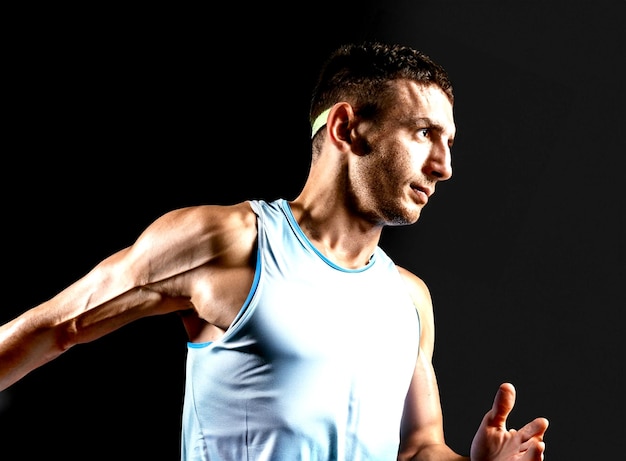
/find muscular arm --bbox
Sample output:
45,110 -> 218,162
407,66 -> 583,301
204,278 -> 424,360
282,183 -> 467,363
0,202 -> 257,391
395,267 -> 549,461
396,266 -> 469,461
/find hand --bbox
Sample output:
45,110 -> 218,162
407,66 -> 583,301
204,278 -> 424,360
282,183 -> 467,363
470,383 -> 549,461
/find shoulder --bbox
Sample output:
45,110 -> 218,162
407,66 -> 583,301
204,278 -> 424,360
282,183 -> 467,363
147,201 -> 257,235
395,265 -> 436,353
139,201 -> 257,246
395,265 -> 433,308
126,201 -> 259,281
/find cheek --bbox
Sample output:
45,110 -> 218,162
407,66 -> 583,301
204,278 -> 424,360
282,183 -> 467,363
354,148 -> 408,201
356,135 -> 411,187
376,142 -> 411,178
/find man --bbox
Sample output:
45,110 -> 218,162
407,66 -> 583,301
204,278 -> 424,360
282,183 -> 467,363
0,42 -> 548,460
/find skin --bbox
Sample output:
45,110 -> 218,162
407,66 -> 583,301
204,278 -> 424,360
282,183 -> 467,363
0,80 -> 548,460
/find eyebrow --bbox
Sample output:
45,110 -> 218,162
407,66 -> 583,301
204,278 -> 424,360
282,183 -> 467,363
414,117 -> 442,128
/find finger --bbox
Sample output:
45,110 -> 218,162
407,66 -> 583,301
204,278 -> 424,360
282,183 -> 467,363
521,440 -> 546,460
518,417 -> 550,441
488,382 -> 516,428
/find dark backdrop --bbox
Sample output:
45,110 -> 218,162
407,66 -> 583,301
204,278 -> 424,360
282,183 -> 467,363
1,2 -> 623,460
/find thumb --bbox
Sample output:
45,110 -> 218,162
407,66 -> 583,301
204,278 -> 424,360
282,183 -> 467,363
488,382 -> 516,429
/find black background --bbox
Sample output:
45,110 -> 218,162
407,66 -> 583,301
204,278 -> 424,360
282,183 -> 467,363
1,2 -> 623,460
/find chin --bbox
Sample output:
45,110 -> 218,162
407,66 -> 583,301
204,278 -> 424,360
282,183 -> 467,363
385,206 -> 422,226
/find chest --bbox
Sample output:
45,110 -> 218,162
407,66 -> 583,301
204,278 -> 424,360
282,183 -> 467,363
230,255 -> 421,377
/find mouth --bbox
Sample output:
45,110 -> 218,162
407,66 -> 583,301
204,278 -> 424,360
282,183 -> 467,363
410,184 -> 431,204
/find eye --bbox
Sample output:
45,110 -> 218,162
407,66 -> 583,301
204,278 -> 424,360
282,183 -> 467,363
417,128 -> 430,139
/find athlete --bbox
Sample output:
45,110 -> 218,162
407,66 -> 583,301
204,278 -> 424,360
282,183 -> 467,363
0,41 -> 548,460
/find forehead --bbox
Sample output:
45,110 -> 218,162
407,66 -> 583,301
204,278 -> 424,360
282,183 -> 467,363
384,80 -> 455,130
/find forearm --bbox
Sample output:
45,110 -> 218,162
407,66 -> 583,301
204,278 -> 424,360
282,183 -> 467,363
0,314 -> 65,391
0,281 -> 187,391
1,274 -> 107,392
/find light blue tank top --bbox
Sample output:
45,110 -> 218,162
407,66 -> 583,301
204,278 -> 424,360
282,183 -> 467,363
181,199 -> 420,460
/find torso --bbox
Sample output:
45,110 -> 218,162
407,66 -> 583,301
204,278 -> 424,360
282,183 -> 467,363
180,198 -> 421,460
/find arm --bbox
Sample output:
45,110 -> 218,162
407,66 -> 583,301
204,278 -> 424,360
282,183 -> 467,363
396,266 -> 468,461
0,202 -> 253,391
396,267 -> 549,461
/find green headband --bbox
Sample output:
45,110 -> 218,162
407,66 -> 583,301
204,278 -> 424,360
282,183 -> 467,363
311,108 -> 331,139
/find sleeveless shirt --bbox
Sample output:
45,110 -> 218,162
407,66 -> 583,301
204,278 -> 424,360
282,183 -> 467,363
181,199 -> 420,460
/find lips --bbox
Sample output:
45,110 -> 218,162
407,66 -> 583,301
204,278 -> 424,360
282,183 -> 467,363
410,185 -> 430,204
414,184 -> 432,197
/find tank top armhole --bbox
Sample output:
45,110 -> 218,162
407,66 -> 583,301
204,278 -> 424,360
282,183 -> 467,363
221,200 -> 263,336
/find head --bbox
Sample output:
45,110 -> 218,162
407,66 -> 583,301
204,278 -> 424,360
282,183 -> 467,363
310,42 -> 453,143
308,41 -> 456,226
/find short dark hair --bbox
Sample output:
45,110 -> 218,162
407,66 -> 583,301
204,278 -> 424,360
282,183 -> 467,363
310,41 -> 453,129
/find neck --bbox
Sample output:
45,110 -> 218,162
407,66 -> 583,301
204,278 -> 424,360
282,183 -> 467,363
287,197 -> 383,270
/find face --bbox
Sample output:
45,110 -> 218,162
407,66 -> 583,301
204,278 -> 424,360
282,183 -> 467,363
347,80 -> 456,226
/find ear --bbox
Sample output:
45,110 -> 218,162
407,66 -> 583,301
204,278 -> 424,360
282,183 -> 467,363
326,102 -> 356,149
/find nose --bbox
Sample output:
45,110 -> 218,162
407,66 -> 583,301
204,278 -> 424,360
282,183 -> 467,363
425,141 -> 452,181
